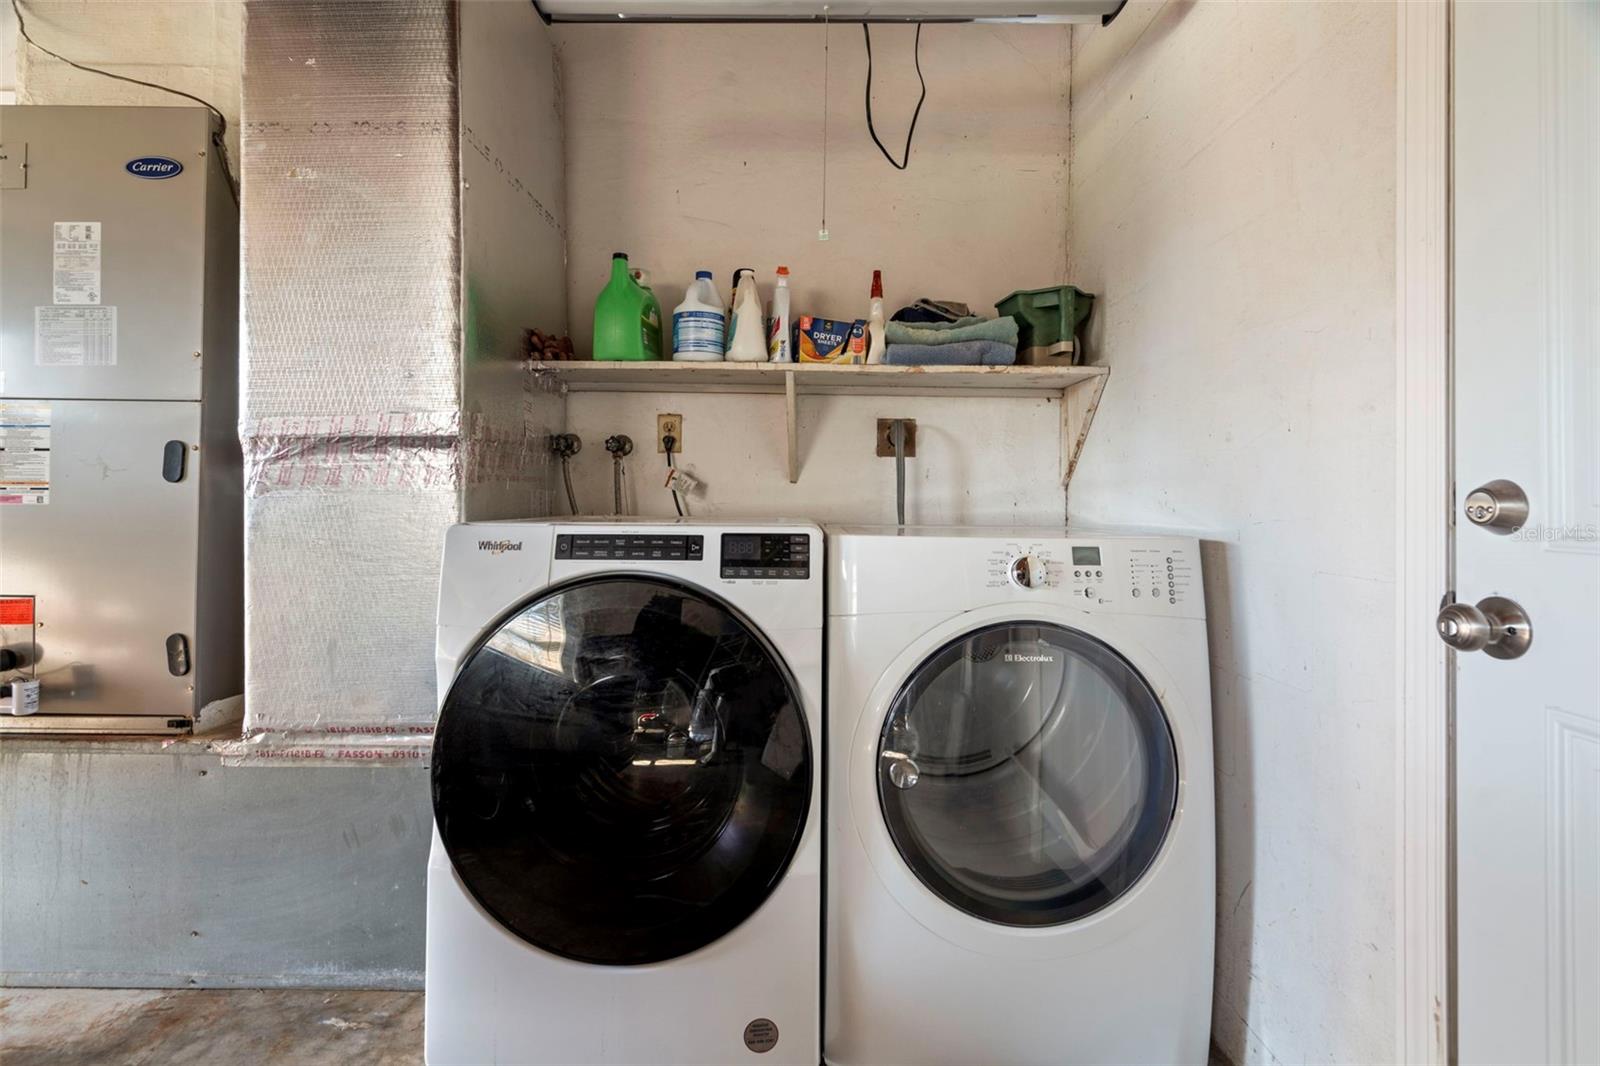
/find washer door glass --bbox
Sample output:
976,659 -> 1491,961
433,576 -> 812,965
878,622 -> 1177,926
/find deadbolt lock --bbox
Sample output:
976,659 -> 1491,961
1463,479 -> 1528,534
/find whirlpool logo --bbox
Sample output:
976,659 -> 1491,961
125,156 -> 184,179
1005,653 -> 1057,664
477,539 -> 523,555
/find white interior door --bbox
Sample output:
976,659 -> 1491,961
1453,4 -> 1599,1064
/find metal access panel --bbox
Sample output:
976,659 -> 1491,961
0,400 -> 222,719
0,106 -> 222,402
1,106 -> 240,731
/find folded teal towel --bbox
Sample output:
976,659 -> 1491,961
885,316 -> 1019,347
885,341 -> 1018,366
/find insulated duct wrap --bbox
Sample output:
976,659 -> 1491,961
242,0 -> 461,421
240,0 -> 568,754
240,0 -> 462,748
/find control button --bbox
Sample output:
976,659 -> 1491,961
1084,586 -> 1095,598
1095,570 -> 1102,577
1152,587 -> 1161,597
1169,597 -> 1177,604
1073,570 -> 1081,578
1132,588 -> 1141,598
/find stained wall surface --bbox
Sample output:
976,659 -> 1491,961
558,22 -> 1075,523
1067,4 -> 1400,1063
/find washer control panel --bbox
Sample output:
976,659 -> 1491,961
720,532 -> 811,580
555,533 -> 704,561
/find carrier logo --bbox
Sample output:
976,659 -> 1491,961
477,539 -> 523,555
126,156 -> 184,179
1005,653 -> 1057,664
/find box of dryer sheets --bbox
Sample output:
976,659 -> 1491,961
797,315 -> 867,363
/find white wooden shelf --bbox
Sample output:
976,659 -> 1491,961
532,360 -> 1109,486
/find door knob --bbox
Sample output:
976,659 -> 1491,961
1463,479 -> 1528,534
1436,596 -> 1533,659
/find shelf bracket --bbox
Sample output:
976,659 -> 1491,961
784,370 -> 800,484
1059,369 -> 1108,488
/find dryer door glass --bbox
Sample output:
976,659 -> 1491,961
433,576 -> 812,965
878,622 -> 1177,926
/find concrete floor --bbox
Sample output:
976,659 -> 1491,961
1,987 -> 1235,1064
0,989 -> 423,1065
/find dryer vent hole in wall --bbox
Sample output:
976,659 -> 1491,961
876,418 -> 916,457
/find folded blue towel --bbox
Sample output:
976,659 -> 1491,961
886,316 -> 1019,347
884,341 -> 1018,366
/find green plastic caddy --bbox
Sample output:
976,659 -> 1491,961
996,285 -> 1095,366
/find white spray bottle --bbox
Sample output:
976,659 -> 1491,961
866,269 -> 887,364
726,269 -> 768,362
768,266 -> 793,362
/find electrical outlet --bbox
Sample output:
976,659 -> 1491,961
657,413 -> 684,454
876,418 -> 917,457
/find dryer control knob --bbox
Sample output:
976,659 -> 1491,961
1008,554 -> 1047,590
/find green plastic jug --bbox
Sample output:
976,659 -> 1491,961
593,252 -> 663,361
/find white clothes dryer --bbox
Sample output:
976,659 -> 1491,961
825,526 -> 1215,1066
426,519 -> 822,1066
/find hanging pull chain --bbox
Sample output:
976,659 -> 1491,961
819,6 -> 832,240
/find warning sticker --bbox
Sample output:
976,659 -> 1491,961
53,221 -> 102,304
35,306 -> 117,367
0,597 -> 35,626
0,403 -> 51,505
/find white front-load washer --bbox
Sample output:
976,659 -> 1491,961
426,519 -> 822,1066
826,526 -> 1215,1066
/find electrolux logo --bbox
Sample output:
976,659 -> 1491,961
1005,653 -> 1056,664
477,539 -> 523,555
125,156 -> 184,180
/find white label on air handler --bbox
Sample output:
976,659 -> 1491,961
0,402 -> 51,505
35,306 -> 117,367
52,221 -> 102,304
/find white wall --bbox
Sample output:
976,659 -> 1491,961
8,0 -> 242,162
558,22 -> 1070,352
1067,4 -> 1398,1064
563,390 -> 1066,525
558,22 -> 1074,523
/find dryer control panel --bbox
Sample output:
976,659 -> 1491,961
983,539 -> 1199,612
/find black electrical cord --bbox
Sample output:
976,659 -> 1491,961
665,435 -> 684,512
664,436 -> 685,518
862,22 -> 927,172
10,0 -> 240,206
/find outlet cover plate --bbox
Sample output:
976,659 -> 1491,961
876,418 -> 917,457
657,413 -> 684,453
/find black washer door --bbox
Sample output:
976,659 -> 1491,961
433,576 -> 812,965
878,622 -> 1177,927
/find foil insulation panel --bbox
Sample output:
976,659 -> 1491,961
241,0 -> 461,421
241,0 -> 462,739
240,0 -> 569,746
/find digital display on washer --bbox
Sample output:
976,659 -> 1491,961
1071,546 -> 1102,566
721,533 -> 810,580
